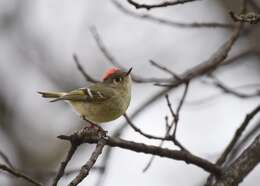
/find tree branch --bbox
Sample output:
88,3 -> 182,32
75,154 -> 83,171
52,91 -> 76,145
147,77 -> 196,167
112,0 -> 234,29
0,163 -> 42,186
149,60 -> 181,80
73,54 -> 100,83
205,104 -> 260,185
143,84 -> 190,172
207,75 -> 260,98
127,0 -> 200,10
221,49 -> 260,67
124,114 -> 165,140
216,104 -> 260,166
213,134 -> 260,186
155,23 -> 242,87
89,26 -> 172,83
58,129 -> 221,176
52,141 -> 80,186
68,138 -> 106,186
228,120 -> 260,162
0,150 -> 14,169
170,82 -> 190,150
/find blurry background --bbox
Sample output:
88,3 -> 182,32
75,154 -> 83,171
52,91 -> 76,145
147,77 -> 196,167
0,0 -> 259,185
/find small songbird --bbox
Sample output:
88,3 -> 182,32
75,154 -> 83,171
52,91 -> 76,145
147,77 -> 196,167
38,67 -> 132,124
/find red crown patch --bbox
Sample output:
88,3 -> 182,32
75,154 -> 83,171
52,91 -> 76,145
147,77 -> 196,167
102,67 -> 119,80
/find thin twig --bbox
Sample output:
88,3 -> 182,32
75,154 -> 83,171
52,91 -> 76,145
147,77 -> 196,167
207,75 -> 260,98
165,115 -> 170,131
0,163 -> 42,186
205,104 -> 260,185
164,84 -> 190,152
90,26 -> 172,84
213,134 -> 260,186
216,104 -> 260,166
112,0 -> 234,29
138,83 -> 190,172
28,167 -> 104,178
89,27 -> 124,69
187,82 -> 260,106
221,49 -> 260,67
127,0 -> 200,10
155,23 -> 242,87
142,115 -> 173,172
228,120 -> 260,162
142,139 -> 163,172
124,114 -> 165,140
0,150 -> 14,169
93,148 -> 113,186
52,142 -> 79,186
149,60 -> 181,80
176,82 -> 189,116
64,166 -> 105,176
73,54 -> 100,83
173,82 -> 190,139
165,95 -> 177,118
68,138 -> 106,186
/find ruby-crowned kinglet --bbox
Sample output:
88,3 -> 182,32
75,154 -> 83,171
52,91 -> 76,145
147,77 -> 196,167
38,67 -> 132,123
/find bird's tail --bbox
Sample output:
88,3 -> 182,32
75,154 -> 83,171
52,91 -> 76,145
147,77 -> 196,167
38,91 -> 66,102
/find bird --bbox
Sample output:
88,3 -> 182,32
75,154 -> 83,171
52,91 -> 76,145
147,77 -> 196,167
38,67 -> 132,126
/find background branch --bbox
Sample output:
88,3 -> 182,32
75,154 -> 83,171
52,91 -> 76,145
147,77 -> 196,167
73,54 -> 100,83
90,26 -> 172,84
216,104 -> 260,166
127,0 -> 200,10
112,0 -> 234,29
206,75 -> 260,98
0,163 -> 42,186
213,134 -> 260,186
205,105 -> 260,185
0,150 -> 14,169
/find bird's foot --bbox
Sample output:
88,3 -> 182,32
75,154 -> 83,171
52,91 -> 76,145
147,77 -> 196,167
86,122 -> 103,131
81,116 -> 107,138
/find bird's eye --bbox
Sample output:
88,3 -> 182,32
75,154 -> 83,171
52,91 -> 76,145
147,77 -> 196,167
113,77 -> 122,84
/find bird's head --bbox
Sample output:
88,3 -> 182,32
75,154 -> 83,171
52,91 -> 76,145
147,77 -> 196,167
102,67 -> 132,89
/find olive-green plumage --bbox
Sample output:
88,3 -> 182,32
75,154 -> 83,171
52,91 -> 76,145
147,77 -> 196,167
38,68 -> 132,123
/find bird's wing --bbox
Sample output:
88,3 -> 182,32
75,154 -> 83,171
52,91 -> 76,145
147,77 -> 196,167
51,84 -> 114,103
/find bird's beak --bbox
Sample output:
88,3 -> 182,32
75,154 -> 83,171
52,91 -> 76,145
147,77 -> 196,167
125,67 -> 133,76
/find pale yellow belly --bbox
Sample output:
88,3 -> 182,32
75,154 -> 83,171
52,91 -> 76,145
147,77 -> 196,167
70,96 -> 130,123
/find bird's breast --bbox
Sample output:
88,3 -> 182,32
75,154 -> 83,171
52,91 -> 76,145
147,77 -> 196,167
70,91 -> 131,123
